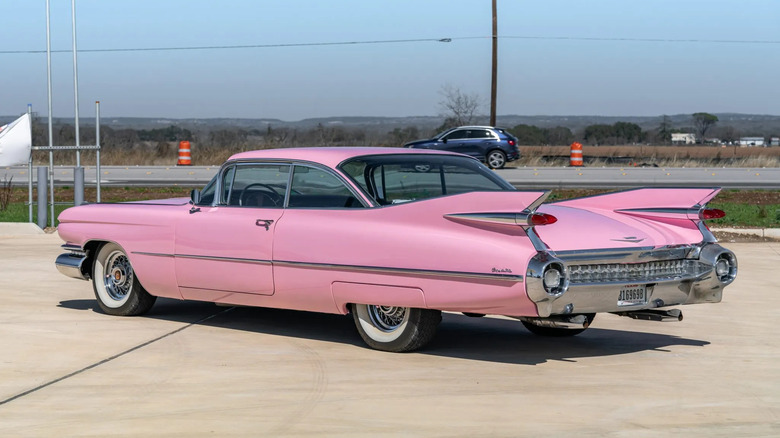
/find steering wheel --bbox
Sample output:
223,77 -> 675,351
239,183 -> 282,207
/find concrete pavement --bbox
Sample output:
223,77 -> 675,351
0,223 -> 44,236
0,234 -> 778,437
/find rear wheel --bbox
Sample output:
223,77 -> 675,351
92,243 -> 156,316
486,150 -> 507,169
522,314 -> 595,337
352,304 -> 441,352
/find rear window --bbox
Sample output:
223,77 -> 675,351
339,154 -> 514,205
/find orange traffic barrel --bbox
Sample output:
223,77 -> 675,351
177,141 -> 192,166
569,142 -> 583,167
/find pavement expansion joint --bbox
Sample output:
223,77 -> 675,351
0,306 -> 235,407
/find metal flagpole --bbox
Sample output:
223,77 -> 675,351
95,101 -> 101,202
27,104 -> 33,222
71,0 -> 81,167
45,0 -> 55,228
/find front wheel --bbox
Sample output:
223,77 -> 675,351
92,243 -> 156,316
352,304 -> 441,352
486,150 -> 507,169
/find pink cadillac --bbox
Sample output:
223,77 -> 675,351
56,148 -> 738,352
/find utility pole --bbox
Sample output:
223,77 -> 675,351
490,0 -> 498,127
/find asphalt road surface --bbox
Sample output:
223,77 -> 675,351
4,164 -> 780,189
0,230 -> 778,436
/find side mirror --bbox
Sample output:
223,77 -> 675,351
190,189 -> 201,205
441,138 -> 448,144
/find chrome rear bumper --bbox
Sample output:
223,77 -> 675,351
527,243 -> 737,317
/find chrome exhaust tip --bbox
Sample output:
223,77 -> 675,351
517,314 -> 590,330
614,309 -> 683,322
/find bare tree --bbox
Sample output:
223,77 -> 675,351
439,85 -> 482,127
719,125 -> 739,144
656,115 -> 672,145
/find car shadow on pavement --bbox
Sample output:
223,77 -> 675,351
429,313 -> 710,365
58,298 -> 710,366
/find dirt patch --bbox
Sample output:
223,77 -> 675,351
711,190 -> 780,205
713,230 -> 780,243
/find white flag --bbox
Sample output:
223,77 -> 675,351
0,113 -> 32,166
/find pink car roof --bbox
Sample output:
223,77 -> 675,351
228,147 -> 457,168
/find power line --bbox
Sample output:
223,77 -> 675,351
2,34 -> 778,54
0,37 -> 454,54
501,35 -> 780,44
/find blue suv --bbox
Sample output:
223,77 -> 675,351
403,126 -> 520,169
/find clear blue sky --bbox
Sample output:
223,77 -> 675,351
2,0 -> 779,120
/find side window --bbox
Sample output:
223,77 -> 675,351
371,164 -> 443,204
468,129 -> 493,139
443,130 -> 467,140
288,166 -> 362,208
226,164 -> 290,208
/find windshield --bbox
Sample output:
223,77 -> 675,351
196,174 -> 218,206
433,128 -> 456,139
339,154 -> 514,205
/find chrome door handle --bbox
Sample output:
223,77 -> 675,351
256,219 -> 274,230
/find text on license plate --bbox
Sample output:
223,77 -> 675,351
618,284 -> 647,306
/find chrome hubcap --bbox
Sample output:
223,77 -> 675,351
103,251 -> 134,301
367,305 -> 407,332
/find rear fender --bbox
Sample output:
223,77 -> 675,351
551,187 -> 722,242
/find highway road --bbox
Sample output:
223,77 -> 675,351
4,164 -> 779,189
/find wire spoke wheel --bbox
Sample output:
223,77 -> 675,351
352,303 -> 441,352
367,306 -> 408,332
103,251 -> 134,301
93,242 -> 156,316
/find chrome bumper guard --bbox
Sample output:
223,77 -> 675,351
526,243 -> 737,317
55,244 -> 90,281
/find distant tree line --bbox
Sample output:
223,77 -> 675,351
29,112 -> 777,156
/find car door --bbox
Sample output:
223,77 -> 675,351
174,163 -> 289,299
271,164 -> 368,310
439,129 -> 469,153
465,128 -> 496,158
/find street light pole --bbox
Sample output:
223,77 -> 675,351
45,0 -> 55,227
490,0 -> 498,127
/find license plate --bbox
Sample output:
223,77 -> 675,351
618,284 -> 647,306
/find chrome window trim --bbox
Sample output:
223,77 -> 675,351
285,163 -> 370,209
218,164 -> 237,206
217,158 -> 373,208
216,162 -> 292,209
336,153 -> 515,207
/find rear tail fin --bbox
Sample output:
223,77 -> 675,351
551,188 -> 720,213
553,187 -> 723,241
444,191 -> 555,229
